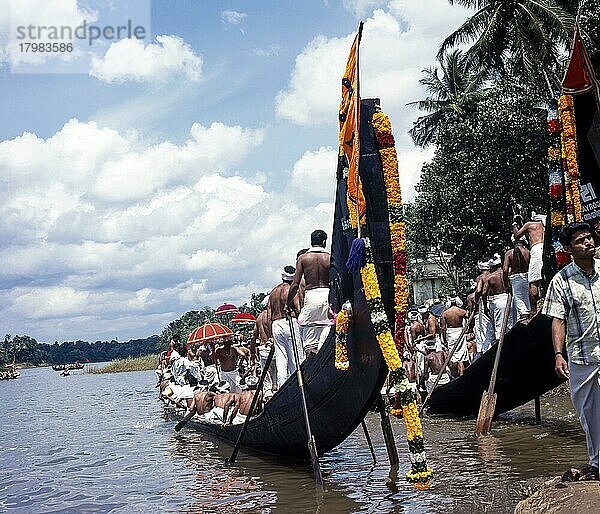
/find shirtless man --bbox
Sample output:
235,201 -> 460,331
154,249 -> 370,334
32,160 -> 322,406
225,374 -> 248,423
249,309 -> 276,396
513,212 -> 545,316
194,390 -> 216,416
473,260 -> 491,359
441,297 -> 469,377
405,310 -> 425,388
481,255 -> 513,351
213,392 -> 241,425
414,306 -> 440,350
238,389 -> 264,417
503,236 -> 531,321
269,266 -> 302,388
287,230 -> 331,355
215,337 -> 245,393
423,341 -> 450,393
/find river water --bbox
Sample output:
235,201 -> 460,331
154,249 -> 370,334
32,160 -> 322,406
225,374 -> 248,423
0,367 -> 588,513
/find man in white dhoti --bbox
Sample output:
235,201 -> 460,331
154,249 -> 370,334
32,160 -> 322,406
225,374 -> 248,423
503,236 -> 531,321
513,211 -> 546,316
250,310 -> 276,398
269,266 -> 303,388
543,222 -> 600,480
482,255 -> 514,348
441,297 -> 469,376
424,341 -> 450,393
287,230 -> 332,355
215,337 -> 245,393
474,260 -> 491,359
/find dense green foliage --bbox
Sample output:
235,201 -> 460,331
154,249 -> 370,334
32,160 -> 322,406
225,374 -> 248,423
87,354 -> 159,374
407,82 -> 550,292
0,334 -> 159,366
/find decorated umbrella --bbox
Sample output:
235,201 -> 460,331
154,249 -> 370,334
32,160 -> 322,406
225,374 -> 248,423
230,312 -> 257,325
188,322 -> 233,343
215,303 -> 239,316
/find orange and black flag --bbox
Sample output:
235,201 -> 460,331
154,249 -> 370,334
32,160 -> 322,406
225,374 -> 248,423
339,22 -> 365,229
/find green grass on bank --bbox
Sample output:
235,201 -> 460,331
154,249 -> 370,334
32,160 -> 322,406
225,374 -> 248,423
87,354 -> 158,374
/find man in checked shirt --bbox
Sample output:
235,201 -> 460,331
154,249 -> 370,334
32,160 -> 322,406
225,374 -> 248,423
543,222 -> 600,481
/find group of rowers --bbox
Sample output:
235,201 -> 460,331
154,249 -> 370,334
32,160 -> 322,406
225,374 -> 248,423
157,229 -> 333,425
401,210 -> 546,394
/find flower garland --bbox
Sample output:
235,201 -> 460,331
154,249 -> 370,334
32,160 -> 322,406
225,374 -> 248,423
372,111 -> 408,353
360,238 -> 433,489
335,309 -> 350,371
558,95 -> 583,222
547,98 -> 570,269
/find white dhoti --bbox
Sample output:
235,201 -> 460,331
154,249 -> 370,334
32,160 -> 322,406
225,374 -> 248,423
298,287 -> 332,354
510,272 -> 530,320
426,372 -> 450,393
416,342 -> 427,378
529,242 -> 543,283
258,343 -> 276,396
204,365 -> 218,386
272,318 -> 303,388
447,327 -> 468,363
486,293 -> 514,348
569,363 -> 600,468
476,300 -> 491,354
221,369 -> 241,393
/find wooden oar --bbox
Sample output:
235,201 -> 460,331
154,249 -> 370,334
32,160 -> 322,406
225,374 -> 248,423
227,343 -> 275,463
419,310 -> 475,415
475,292 -> 513,436
361,419 -> 377,465
287,313 -> 323,489
174,408 -> 197,432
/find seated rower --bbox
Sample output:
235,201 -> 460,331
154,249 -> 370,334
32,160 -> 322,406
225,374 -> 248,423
213,392 -> 241,425
423,341 -> 451,393
215,337 -> 245,393
287,229 -> 332,356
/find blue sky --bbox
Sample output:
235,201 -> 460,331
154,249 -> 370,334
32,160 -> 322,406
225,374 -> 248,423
0,0 -> 472,343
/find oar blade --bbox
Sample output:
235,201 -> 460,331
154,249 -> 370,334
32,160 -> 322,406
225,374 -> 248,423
481,392 -> 497,435
174,409 -> 196,432
475,390 -> 489,436
308,436 -> 323,488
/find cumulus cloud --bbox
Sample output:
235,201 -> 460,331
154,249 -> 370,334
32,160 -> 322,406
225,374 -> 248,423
342,0 -> 388,17
0,117 -> 336,342
90,35 -> 203,84
276,0 -> 472,201
221,10 -> 248,26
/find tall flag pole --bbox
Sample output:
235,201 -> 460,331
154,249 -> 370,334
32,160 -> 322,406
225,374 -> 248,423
339,22 -> 365,236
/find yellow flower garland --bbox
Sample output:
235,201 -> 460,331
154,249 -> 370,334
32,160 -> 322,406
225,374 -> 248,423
335,309 -> 350,371
558,95 -> 582,222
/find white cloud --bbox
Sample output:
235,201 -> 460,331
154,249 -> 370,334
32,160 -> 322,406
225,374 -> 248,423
290,146 -> 337,201
342,0 -> 388,17
251,44 -> 281,57
0,120 -> 338,342
90,35 -> 203,84
221,10 -> 248,26
276,0 -> 472,201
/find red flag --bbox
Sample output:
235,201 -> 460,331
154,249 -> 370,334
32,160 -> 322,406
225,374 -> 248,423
563,24 -> 598,95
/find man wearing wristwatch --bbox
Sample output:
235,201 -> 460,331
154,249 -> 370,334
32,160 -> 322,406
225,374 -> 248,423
542,222 -> 600,480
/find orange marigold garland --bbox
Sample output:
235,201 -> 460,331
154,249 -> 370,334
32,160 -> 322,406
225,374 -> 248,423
558,95 -> 583,222
360,238 -> 433,489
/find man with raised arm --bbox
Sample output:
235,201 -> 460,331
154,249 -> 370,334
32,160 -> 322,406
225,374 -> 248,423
287,230 -> 332,356
542,222 -> 600,481
513,212 -> 546,316
268,266 -> 302,389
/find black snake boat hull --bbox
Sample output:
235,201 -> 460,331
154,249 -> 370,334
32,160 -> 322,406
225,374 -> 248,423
177,100 -> 395,460
428,314 -> 566,417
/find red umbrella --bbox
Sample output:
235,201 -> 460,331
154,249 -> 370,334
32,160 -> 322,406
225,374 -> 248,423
231,312 -> 257,324
187,322 -> 233,343
215,303 -> 239,316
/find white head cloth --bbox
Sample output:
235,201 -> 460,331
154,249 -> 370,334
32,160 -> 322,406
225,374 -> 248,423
489,253 -> 502,267
531,211 -> 547,225
477,260 -> 490,271
281,268 -> 295,281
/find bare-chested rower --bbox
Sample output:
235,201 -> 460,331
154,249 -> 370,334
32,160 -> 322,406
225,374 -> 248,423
287,229 -> 331,355
441,298 -> 469,377
513,212 -> 545,316
414,307 -> 440,349
249,309 -> 276,396
405,310 -> 425,387
269,266 -> 302,389
423,342 -> 450,392
215,337 -> 245,393
503,236 -> 531,321
473,261 -> 491,360
481,256 -> 513,351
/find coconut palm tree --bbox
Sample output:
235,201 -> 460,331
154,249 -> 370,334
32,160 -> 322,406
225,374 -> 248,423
440,0 -> 575,90
409,49 -> 489,147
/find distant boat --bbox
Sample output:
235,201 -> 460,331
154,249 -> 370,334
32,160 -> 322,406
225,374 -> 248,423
52,362 -> 85,372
